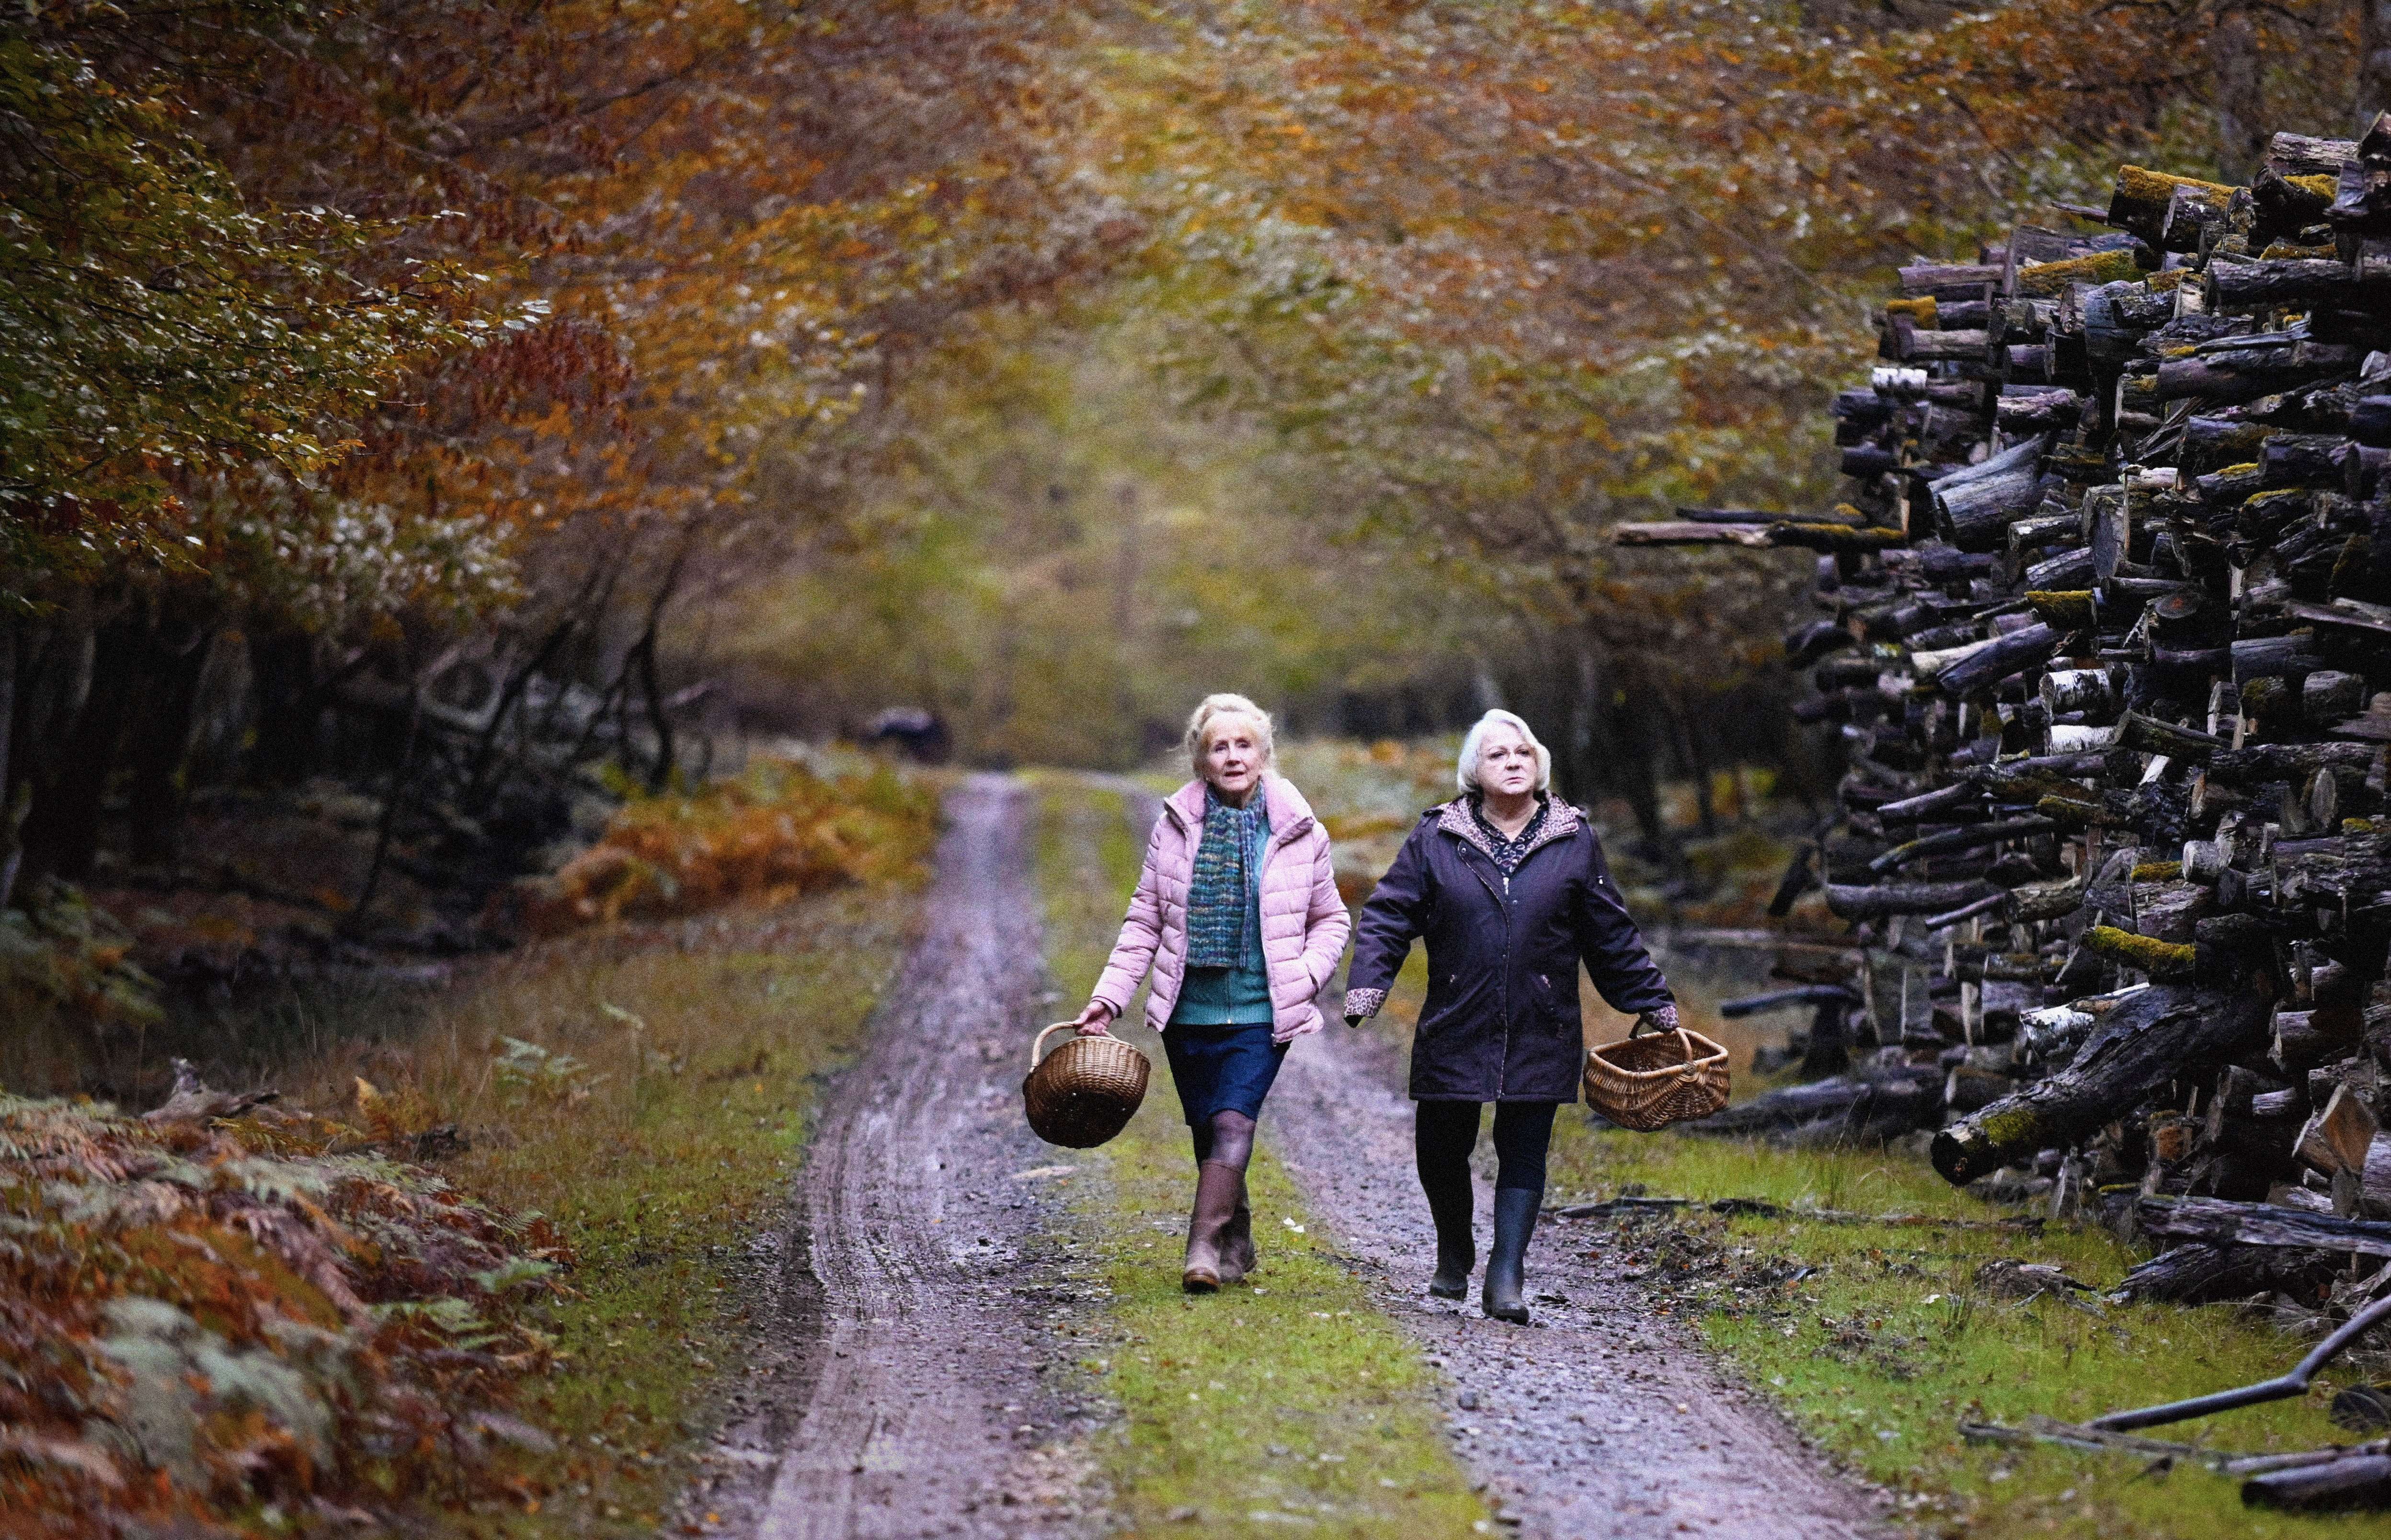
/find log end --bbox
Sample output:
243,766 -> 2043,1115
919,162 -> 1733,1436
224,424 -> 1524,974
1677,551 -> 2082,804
1932,1102 -> 2042,1186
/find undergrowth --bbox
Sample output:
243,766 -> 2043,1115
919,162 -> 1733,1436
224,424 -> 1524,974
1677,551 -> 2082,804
0,1092 -> 564,1534
2,766 -> 935,1537
516,758 -> 935,933
1031,776 -> 1489,1539
1545,1127 -> 2387,1540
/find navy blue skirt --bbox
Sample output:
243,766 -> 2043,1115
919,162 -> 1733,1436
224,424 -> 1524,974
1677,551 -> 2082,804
1163,1018 -> 1288,1125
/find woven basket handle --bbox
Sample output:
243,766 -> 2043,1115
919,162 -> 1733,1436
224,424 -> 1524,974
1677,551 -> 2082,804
1628,1017 -> 1721,1079
1031,1021 -> 1078,1073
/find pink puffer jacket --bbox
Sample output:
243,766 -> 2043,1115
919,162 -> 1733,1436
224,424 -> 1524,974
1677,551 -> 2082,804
1091,776 -> 1351,1042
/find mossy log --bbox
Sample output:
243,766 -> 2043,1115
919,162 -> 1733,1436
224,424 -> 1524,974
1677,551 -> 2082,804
2015,249 -> 2144,297
2108,165 -> 2231,246
2113,710 -> 2224,763
2082,924 -> 2197,980
1930,985 -> 2272,1185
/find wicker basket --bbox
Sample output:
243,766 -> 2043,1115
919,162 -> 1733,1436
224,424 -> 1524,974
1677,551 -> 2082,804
1022,1022 -> 1150,1149
1584,1019 -> 1731,1131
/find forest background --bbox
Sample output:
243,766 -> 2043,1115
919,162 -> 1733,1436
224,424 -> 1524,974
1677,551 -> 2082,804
9,0 -> 2391,927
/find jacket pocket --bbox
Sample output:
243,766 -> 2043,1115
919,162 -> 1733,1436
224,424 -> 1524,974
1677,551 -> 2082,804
1532,972 -> 1576,1035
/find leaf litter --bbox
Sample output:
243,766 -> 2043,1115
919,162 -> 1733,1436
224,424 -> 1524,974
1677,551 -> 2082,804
0,1074 -> 569,1534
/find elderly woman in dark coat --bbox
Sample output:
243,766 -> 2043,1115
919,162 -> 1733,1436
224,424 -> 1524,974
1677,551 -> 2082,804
1342,709 -> 1677,1323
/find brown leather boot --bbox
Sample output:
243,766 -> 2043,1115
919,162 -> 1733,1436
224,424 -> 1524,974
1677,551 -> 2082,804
1182,1161 -> 1241,1293
1219,1180 -> 1257,1285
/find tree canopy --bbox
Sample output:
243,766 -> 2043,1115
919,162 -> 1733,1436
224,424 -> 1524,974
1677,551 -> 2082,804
2,0 -> 2384,887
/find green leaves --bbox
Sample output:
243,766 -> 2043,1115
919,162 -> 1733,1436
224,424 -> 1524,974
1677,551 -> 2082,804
0,28 -> 481,595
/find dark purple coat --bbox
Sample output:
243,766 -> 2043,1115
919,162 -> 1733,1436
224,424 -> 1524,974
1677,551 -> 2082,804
1344,797 -> 1673,1102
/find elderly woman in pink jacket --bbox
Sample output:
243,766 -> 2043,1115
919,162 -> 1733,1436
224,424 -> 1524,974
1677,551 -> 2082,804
1072,693 -> 1351,1292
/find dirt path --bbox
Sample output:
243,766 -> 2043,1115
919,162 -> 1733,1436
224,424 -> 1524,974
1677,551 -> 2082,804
1269,1018 -> 1883,1539
701,775 -> 1100,1540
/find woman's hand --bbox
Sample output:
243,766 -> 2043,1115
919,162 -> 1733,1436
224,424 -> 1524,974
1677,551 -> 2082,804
1073,999 -> 1117,1036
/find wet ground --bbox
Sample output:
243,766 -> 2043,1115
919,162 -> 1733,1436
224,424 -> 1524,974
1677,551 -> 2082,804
698,776 -> 1100,1538
709,776 -> 1876,1538
1270,1025 -> 1881,1538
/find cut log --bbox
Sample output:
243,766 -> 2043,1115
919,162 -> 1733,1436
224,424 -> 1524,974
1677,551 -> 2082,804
1824,880 -> 1998,919
2206,259 -> 2360,312
1933,622 -> 2064,696
2266,133 -> 2359,176
1930,985 -> 2273,1185
2137,1195 -> 2391,1257
2110,165 -> 2232,246
2232,631 -> 2328,684
1931,435 -> 2053,551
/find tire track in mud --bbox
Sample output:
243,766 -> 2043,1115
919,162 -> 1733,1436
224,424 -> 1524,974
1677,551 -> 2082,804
699,775 -> 1102,1540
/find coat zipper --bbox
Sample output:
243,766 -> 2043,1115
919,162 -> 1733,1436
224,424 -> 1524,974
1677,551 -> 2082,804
1455,844 -> 1513,1097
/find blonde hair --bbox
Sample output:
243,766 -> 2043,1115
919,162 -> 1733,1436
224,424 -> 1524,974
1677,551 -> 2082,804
1457,709 -> 1552,794
1184,693 -> 1276,776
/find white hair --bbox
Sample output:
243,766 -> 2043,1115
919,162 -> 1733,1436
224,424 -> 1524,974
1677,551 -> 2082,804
1457,709 -> 1552,794
1184,693 -> 1276,775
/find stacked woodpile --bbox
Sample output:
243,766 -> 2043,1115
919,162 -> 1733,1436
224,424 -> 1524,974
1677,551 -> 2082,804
1621,122 -> 2391,1286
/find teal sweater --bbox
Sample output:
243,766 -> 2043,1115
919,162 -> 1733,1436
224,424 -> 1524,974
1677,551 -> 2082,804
1171,804 -> 1272,1026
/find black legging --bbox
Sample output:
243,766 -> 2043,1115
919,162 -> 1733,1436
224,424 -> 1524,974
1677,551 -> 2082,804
1415,1100 -> 1559,1203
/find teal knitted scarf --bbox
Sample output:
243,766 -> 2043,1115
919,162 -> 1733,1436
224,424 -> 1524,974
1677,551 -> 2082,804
1186,787 -> 1263,969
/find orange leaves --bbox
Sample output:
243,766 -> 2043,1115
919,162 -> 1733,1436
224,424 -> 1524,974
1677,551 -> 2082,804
514,759 -> 935,935
0,1091 -> 565,1534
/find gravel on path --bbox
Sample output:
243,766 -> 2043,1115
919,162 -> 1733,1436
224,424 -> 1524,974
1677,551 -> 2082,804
1267,986 -> 1886,1540
701,775 -> 1102,1540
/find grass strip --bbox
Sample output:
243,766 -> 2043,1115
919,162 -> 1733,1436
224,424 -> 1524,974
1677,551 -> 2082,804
1031,777 -> 1489,1538
1546,1121 -> 2388,1540
276,885 -> 921,1535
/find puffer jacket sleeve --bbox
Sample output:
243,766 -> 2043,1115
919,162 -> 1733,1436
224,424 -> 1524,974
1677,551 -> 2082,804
1571,829 -> 1673,1016
1343,819 -> 1433,1019
1297,829 -> 1353,993
1090,819 -> 1169,1015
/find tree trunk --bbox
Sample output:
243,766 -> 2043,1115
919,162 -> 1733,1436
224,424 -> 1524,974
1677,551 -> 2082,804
1667,692 -> 1719,838
18,618 -> 143,884
2209,9 -> 2267,182
0,619 -> 18,909
2363,0 -> 2391,127
247,628 -> 320,786
125,614 -> 217,868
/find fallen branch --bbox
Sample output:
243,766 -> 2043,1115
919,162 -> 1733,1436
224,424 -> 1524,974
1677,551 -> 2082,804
1959,1415 -> 2391,1479
1545,1195 -> 2043,1232
2088,1292 -> 2391,1431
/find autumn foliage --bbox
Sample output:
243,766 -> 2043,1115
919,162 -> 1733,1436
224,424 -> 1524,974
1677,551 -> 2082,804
0,1090 -> 566,1534
516,760 -> 938,934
